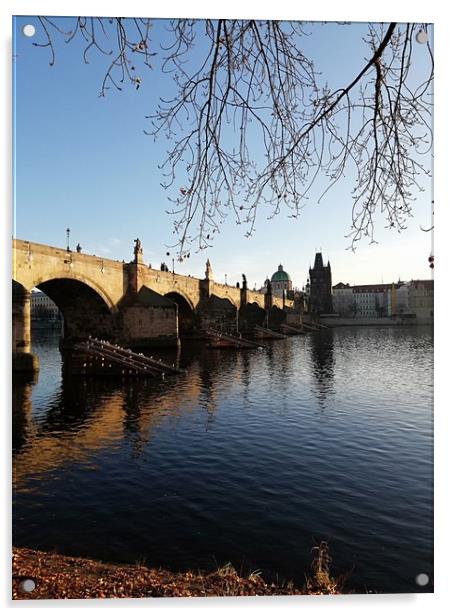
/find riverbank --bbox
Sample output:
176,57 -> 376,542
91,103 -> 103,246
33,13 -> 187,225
12,546 -> 341,599
318,316 -> 432,327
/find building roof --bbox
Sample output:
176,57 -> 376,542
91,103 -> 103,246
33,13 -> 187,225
271,264 -> 291,282
309,252 -> 330,272
410,279 -> 434,289
333,282 -> 351,290
353,284 -> 394,293
313,252 -> 324,269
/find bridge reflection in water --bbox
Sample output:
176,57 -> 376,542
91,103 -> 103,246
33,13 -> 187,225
13,327 -> 433,594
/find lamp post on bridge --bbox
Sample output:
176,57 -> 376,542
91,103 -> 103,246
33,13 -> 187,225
225,273 -> 228,286
66,228 -> 71,252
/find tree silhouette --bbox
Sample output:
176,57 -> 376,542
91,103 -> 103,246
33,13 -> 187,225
34,18 -> 433,258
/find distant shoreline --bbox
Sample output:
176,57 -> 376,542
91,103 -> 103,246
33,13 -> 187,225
319,317 -> 433,327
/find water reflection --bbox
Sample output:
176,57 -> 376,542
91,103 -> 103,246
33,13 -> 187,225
14,365 -> 204,487
12,327 -> 433,594
13,387 -> 125,491
12,374 -> 36,454
13,340 -> 258,485
264,339 -> 296,384
308,330 -> 335,406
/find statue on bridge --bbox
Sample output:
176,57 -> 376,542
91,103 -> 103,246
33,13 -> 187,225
266,278 -> 272,295
134,238 -> 142,254
242,274 -> 248,290
134,238 -> 143,263
205,259 -> 212,280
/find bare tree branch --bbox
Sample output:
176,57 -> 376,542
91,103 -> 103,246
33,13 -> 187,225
33,18 -> 433,257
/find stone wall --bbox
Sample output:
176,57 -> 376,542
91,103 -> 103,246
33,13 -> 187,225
121,305 -> 178,347
117,286 -> 179,347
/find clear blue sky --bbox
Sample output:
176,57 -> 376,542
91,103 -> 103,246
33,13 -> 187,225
13,16 -> 433,289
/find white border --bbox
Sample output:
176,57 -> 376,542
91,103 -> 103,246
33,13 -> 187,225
2,1 -> 449,614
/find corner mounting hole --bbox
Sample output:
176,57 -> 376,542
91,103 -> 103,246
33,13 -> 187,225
22,24 -> 36,38
415,30 -> 428,44
415,573 -> 429,587
20,578 -> 36,592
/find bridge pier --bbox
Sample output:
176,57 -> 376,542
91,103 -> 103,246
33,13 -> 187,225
118,286 -> 180,348
12,282 -> 39,373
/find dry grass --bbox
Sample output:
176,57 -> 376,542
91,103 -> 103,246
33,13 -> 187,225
12,543 -> 345,600
303,541 -> 343,595
12,548 -> 300,599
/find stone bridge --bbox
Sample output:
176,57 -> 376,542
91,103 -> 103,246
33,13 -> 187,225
13,239 -> 297,371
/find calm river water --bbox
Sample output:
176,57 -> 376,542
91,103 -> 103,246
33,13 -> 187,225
13,326 -> 433,593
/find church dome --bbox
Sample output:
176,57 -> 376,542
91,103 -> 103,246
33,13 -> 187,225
271,264 -> 291,282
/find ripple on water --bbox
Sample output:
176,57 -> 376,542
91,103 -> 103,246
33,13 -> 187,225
13,326 -> 433,593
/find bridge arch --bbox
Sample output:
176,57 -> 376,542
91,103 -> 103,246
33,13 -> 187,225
28,277 -> 116,343
164,292 -> 196,336
203,294 -> 239,333
30,272 -> 117,312
211,291 -> 240,310
239,301 -> 267,330
162,289 -> 196,312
